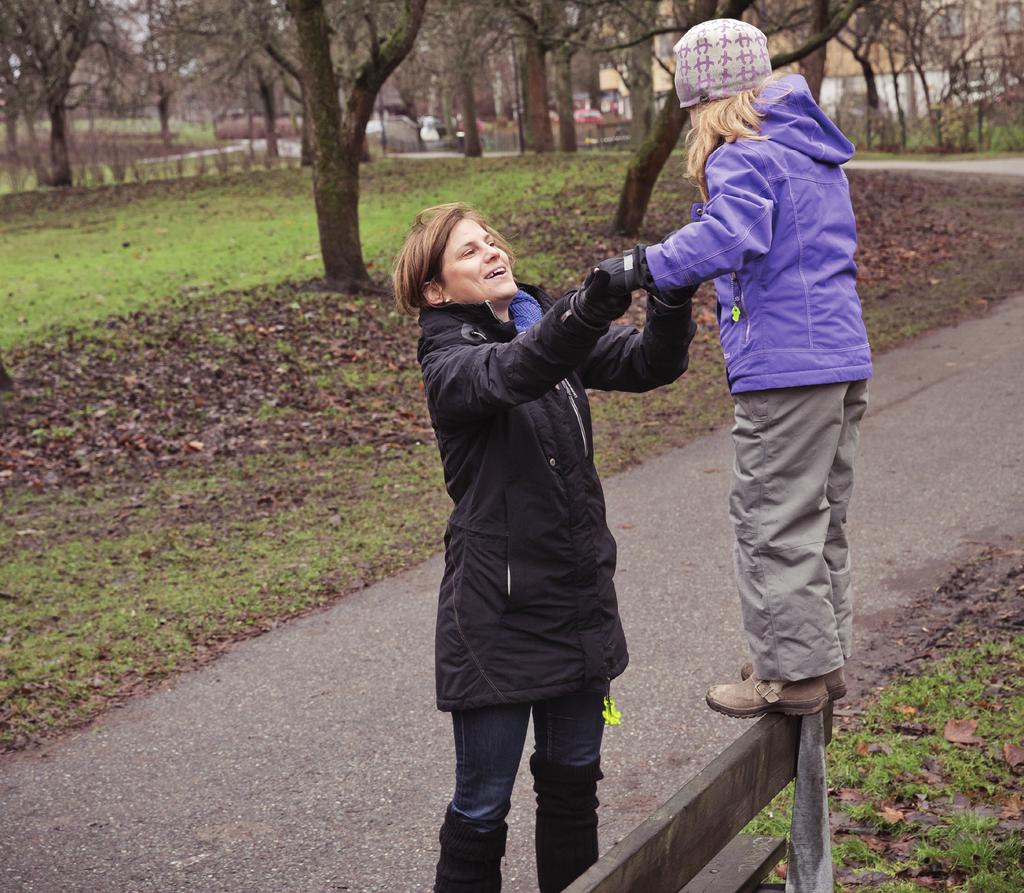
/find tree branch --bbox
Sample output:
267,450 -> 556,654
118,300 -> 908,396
769,0 -> 872,69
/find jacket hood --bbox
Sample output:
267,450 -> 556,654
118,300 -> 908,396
756,74 -> 854,165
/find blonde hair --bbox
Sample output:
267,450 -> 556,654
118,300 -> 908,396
392,203 -> 516,316
685,73 -> 787,200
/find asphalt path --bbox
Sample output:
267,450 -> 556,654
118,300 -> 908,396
2,294 -> 1023,893
843,156 -> 1024,176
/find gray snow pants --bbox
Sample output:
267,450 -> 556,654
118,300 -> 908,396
730,379 -> 869,682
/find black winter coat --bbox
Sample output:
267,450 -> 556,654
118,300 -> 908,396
417,284 -> 696,712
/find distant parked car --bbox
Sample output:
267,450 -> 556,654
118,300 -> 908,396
574,108 -> 604,124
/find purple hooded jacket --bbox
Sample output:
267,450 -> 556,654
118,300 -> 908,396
645,75 -> 872,394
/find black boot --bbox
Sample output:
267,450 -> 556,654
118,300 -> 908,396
433,803 -> 507,893
530,753 -> 604,893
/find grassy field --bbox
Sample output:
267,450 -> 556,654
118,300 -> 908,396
2,155 -> 1023,751
0,156 -> 613,348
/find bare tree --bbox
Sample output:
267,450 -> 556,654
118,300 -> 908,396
613,0 -> 869,236
504,0 -> 599,152
837,5 -> 885,145
408,0 -> 513,158
799,0 -> 830,101
8,0 -> 105,187
0,8 -> 40,156
128,0 -> 199,145
287,0 -> 426,289
256,4 -> 312,163
600,0 -> 664,147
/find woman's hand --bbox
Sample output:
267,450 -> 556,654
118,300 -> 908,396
569,268 -> 629,329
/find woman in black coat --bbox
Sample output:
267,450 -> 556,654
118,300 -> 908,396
392,203 -> 697,892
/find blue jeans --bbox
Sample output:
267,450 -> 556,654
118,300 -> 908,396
450,690 -> 605,833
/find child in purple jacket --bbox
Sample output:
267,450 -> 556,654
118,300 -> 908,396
599,19 -> 872,717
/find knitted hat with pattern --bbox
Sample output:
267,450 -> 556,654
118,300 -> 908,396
673,19 -> 772,109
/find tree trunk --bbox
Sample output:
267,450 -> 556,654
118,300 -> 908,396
613,97 -> 686,236
5,108 -> 17,156
25,109 -> 38,149
157,87 -> 172,145
440,82 -> 456,145
300,87 -> 314,165
522,32 -> 553,152
48,101 -> 72,187
245,67 -> 256,155
0,355 -> 12,391
289,0 -> 369,288
858,57 -> 878,110
492,66 -> 508,120
258,73 -> 280,158
628,36 -> 655,147
912,61 -> 942,148
884,44 -> 906,150
579,48 -> 602,110
555,48 -> 576,153
799,0 -> 830,102
460,68 -> 482,157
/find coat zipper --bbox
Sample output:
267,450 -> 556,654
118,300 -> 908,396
731,272 -> 751,345
561,379 -> 589,457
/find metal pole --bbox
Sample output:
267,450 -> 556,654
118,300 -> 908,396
377,92 -> 387,155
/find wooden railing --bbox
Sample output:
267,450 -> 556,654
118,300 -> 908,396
565,707 -> 832,893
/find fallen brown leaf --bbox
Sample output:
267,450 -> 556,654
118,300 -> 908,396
943,718 -> 985,746
838,787 -> 865,803
879,805 -> 905,824
1000,795 -> 1023,819
1002,742 -> 1024,768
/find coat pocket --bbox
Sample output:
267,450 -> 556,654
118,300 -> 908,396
451,524 -> 510,634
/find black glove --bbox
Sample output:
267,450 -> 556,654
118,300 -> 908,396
597,246 -> 646,299
569,267 -> 629,329
603,244 -> 697,310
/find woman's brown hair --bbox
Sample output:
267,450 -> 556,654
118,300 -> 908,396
392,203 -> 516,316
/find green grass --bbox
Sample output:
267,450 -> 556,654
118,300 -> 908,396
743,637 -> 1024,891
0,155 -> 631,349
0,443 -> 450,742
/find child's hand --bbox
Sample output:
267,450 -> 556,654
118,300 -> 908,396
569,268 -> 629,328
597,247 -> 646,299
603,246 -> 696,310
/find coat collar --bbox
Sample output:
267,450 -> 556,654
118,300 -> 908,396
417,283 -> 554,356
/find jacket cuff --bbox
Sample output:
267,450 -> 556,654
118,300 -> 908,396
645,291 -> 693,317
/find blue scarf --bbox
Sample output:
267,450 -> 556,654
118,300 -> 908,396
509,289 -> 543,333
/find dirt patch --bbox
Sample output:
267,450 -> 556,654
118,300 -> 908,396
846,533 -> 1024,708
0,282 -> 432,491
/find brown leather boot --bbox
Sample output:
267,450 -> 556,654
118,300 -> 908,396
706,674 -> 829,718
739,661 -> 847,701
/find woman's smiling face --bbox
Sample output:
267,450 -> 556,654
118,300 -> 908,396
427,219 -> 517,316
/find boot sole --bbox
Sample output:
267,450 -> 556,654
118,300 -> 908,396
705,693 -> 830,718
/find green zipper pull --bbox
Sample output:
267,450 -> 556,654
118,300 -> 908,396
602,695 -> 622,726
731,305 -> 742,323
